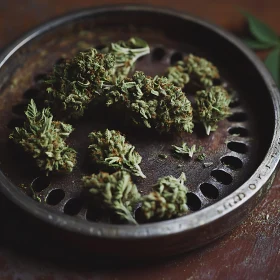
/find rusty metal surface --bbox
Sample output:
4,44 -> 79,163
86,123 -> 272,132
0,5 -> 279,259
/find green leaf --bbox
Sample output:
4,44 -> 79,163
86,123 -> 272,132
243,38 -> 276,50
265,48 -> 280,87
241,10 -> 279,45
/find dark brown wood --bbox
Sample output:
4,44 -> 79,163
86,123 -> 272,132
0,1 -> 279,279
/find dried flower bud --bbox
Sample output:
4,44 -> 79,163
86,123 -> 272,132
195,86 -> 231,135
166,54 -> 220,88
140,173 -> 188,221
44,48 -> 115,119
9,100 -> 77,174
82,171 -> 140,224
172,143 -> 196,158
44,38 -> 149,120
88,129 -> 146,178
102,37 -> 150,81
106,71 -> 194,133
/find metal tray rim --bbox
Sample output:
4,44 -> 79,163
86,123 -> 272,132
0,4 -> 279,240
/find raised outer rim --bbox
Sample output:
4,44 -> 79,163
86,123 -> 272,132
0,5 -> 279,239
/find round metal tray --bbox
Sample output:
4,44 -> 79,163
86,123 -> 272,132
0,5 -> 279,258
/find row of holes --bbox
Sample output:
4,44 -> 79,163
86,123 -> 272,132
187,108 -> 249,210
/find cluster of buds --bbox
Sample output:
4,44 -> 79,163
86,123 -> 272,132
88,129 -> 146,178
82,171 -> 140,224
9,100 -> 77,175
139,173 -> 188,221
106,71 -> 194,133
10,37 -> 235,225
44,38 -> 150,120
166,54 -> 220,89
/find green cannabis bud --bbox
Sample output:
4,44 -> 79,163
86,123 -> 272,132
140,173 -> 188,221
106,71 -> 194,133
172,143 -> 196,158
82,171 -> 140,224
195,86 -> 231,135
166,54 -> 220,88
9,100 -> 77,174
44,38 -> 149,120
44,48 -> 115,119
101,37 -> 150,81
88,129 -> 146,178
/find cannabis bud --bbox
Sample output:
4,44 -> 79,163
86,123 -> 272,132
106,71 -> 194,133
44,38 -> 149,120
101,37 -> 150,81
9,100 -> 77,174
88,129 -> 146,178
172,143 -> 196,158
195,86 -> 231,135
140,172 -> 188,221
166,54 -> 220,88
82,171 -> 140,224
44,48 -> 115,119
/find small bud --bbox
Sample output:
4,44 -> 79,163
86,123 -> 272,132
106,71 -> 194,133
172,143 -> 196,158
195,86 -> 231,135
166,54 -> 220,89
101,37 -> 150,81
88,129 -> 146,178
44,49 -> 114,119
82,171 -> 141,224
9,100 -> 77,175
140,172 -> 188,221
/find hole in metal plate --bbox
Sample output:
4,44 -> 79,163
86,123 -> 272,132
152,47 -> 166,61
227,141 -> 248,154
228,127 -> 249,137
46,189 -> 65,205
186,193 -> 201,211
170,52 -> 183,65
229,98 -> 241,108
64,198 -> 83,216
31,176 -> 51,192
211,170 -> 233,185
86,205 -> 105,222
221,156 -> 243,170
227,112 -> 247,122
200,183 -> 219,199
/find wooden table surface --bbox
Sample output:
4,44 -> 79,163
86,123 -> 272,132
0,1 -> 280,279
